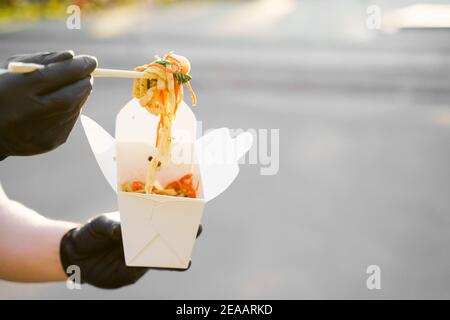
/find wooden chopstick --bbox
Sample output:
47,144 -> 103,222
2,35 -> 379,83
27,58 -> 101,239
6,62 -> 146,79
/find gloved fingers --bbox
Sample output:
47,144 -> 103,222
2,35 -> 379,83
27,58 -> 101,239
1,50 -> 74,68
120,267 -> 149,287
114,251 -> 149,288
39,76 -> 92,113
34,111 -> 80,153
196,224 -> 203,238
33,55 -> 97,94
70,215 -> 122,254
0,105 -> 81,157
37,50 -> 75,64
88,214 -> 122,241
78,246 -> 124,289
108,257 -> 149,289
80,246 -> 148,289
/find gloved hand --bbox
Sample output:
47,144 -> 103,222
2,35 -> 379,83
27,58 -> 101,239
0,51 -> 97,160
60,213 -> 203,289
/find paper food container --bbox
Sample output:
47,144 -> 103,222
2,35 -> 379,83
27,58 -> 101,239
81,99 -> 253,269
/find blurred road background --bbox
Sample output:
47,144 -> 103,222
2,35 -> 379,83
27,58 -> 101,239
1,0 -> 450,299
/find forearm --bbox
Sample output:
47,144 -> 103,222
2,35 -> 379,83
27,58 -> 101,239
0,192 -> 77,282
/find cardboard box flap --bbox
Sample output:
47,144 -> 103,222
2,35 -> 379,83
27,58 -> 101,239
116,98 -> 197,144
195,128 -> 253,202
80,115 -> 117,193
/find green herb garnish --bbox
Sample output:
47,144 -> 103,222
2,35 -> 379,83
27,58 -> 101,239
154,59 -> 170,67
174,73 -> 192,84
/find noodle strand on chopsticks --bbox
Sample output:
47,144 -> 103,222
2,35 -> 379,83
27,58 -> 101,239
131,52 -> 197,195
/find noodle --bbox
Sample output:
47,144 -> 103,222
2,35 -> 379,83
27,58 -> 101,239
124,52 -> 197,197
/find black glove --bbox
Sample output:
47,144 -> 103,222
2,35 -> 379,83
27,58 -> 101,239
60,214 -> 203,289
0,51 -> 97,160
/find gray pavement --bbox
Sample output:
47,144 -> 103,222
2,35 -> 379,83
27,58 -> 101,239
0,0 -> 450,299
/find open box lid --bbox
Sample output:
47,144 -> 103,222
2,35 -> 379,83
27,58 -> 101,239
81,99 -> 253,202
194,128 -> 252,202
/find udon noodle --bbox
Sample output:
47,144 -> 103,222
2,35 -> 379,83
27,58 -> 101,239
121,52 -> 197,197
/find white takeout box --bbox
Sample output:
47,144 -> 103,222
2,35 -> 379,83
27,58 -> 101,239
81,99 -> 253,269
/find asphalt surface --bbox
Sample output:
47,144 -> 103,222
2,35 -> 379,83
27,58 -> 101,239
0,0 -> 450,299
